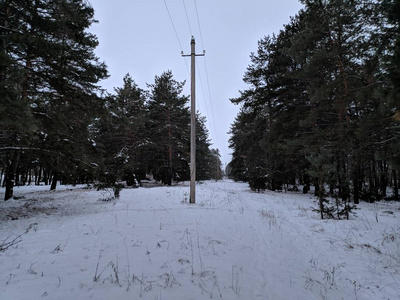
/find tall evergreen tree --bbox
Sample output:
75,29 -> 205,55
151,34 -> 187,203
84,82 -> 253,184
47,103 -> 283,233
0,0 -> 108,199
146,71 -> 190,185
93,74 -> 147,186
229,0 -> 399,215
382,0 -> 400,200
195,114 -> 222,180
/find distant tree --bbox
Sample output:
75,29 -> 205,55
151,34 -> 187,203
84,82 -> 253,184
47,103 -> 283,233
92,71 -> 219,187
209,148 -> 223,181
146,71 -> 190,185
93,74 -> 147,187
230,25 -> 307,191
196,114 -> 222,180
228,106 -> 257,183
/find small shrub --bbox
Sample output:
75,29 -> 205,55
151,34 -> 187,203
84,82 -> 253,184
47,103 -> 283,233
313,196 -> 357,220
249,176 -> 267,193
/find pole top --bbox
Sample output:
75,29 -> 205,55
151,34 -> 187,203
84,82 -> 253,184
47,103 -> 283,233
191,36 -> 195,44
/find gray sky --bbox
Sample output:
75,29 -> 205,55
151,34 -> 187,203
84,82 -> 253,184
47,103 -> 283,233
89,0 -> 304,166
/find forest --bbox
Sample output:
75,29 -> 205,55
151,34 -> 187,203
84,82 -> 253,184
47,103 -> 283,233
228,0 -> 400,217
1,1 -> 400,298
0,0 -> 222,201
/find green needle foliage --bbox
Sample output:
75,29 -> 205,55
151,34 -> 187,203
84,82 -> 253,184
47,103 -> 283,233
0,2 -> 221,200
229,0 -> 400,217
0,0 -> 108,199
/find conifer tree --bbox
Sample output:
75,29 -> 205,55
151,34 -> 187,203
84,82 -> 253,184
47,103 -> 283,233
0,0 -> 107,199
229,0 -> 399,213
195,114 -> 222,180
146,71 -> 190,185
382,0 -> 400,200
93,74 -> 147,186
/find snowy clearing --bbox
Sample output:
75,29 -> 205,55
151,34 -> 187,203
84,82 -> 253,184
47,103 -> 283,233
1,180 -> 399,300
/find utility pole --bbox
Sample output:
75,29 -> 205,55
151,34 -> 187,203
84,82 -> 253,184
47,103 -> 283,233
182,36 -> 205,204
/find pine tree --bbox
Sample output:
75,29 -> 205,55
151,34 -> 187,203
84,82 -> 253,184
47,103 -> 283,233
93,74 -> 147,187
146,71 -> 190,185
0,0 -> 108,199
229,0 -> 399,213
230,17 -> 308,191
209,149 -> 223,180
289,0 -> 395,204
195,114 -> 222,180
382,0 -> 400,200
228,105 -> 269,188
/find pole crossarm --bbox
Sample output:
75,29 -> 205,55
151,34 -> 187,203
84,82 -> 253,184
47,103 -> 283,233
181,36 -> 205,204
181,52 -> 205,57
181,36 -> 205,57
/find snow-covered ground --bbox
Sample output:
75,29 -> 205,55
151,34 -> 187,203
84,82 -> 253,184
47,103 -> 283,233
0,180 -> 399,299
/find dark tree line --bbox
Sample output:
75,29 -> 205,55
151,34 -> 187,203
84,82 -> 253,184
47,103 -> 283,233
0,0 -> 222,200
93,71 -> 222,189
228,0 -> 400,217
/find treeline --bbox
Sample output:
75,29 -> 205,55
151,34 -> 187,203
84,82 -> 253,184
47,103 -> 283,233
228,0 -> 400,211
94,72 -> 222,188
0,0 -> 222,200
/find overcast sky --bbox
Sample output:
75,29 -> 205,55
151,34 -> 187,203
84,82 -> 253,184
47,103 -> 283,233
88,0 -> 304,166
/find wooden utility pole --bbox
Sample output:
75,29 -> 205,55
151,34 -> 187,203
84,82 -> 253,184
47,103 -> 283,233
182,36 -> 204,204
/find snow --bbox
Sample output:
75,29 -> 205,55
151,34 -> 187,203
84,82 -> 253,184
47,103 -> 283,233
0,180 -> 399,300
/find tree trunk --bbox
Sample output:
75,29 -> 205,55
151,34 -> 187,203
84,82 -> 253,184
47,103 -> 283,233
15,164 -> 20,186
369,153 -> 377,202
340,152 -> 350,202
168,145 -> 172,186
50,171 -> 58,190
44,170 -> 49,185
1,165 -> 5,187
1,3 -> 11,198
0,1 -> 9,88
4,150 -> 20,201
330,180 -> 334,195
4,173 -> 14,200
27,167 -> 32,185
352,163 -> 361,204
379,160 -> 388,197
314,178 -> 320,197
36,165 -> 42,185
318,174 -> 324,220
167,108 -> 173,186
394,170 -> 398,201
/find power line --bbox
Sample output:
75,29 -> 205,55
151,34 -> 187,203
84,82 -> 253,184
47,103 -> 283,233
194,0 -> 205,49
196,60 -> 220,150
183,1 -> 214,144
193,0 -> 219,148
202,59 -> 219,147
182,0 -> 193,36
163,0 -> 183,51
164,0 -> 219,150
196,60 -> 212,134
163,0 -> 190,75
